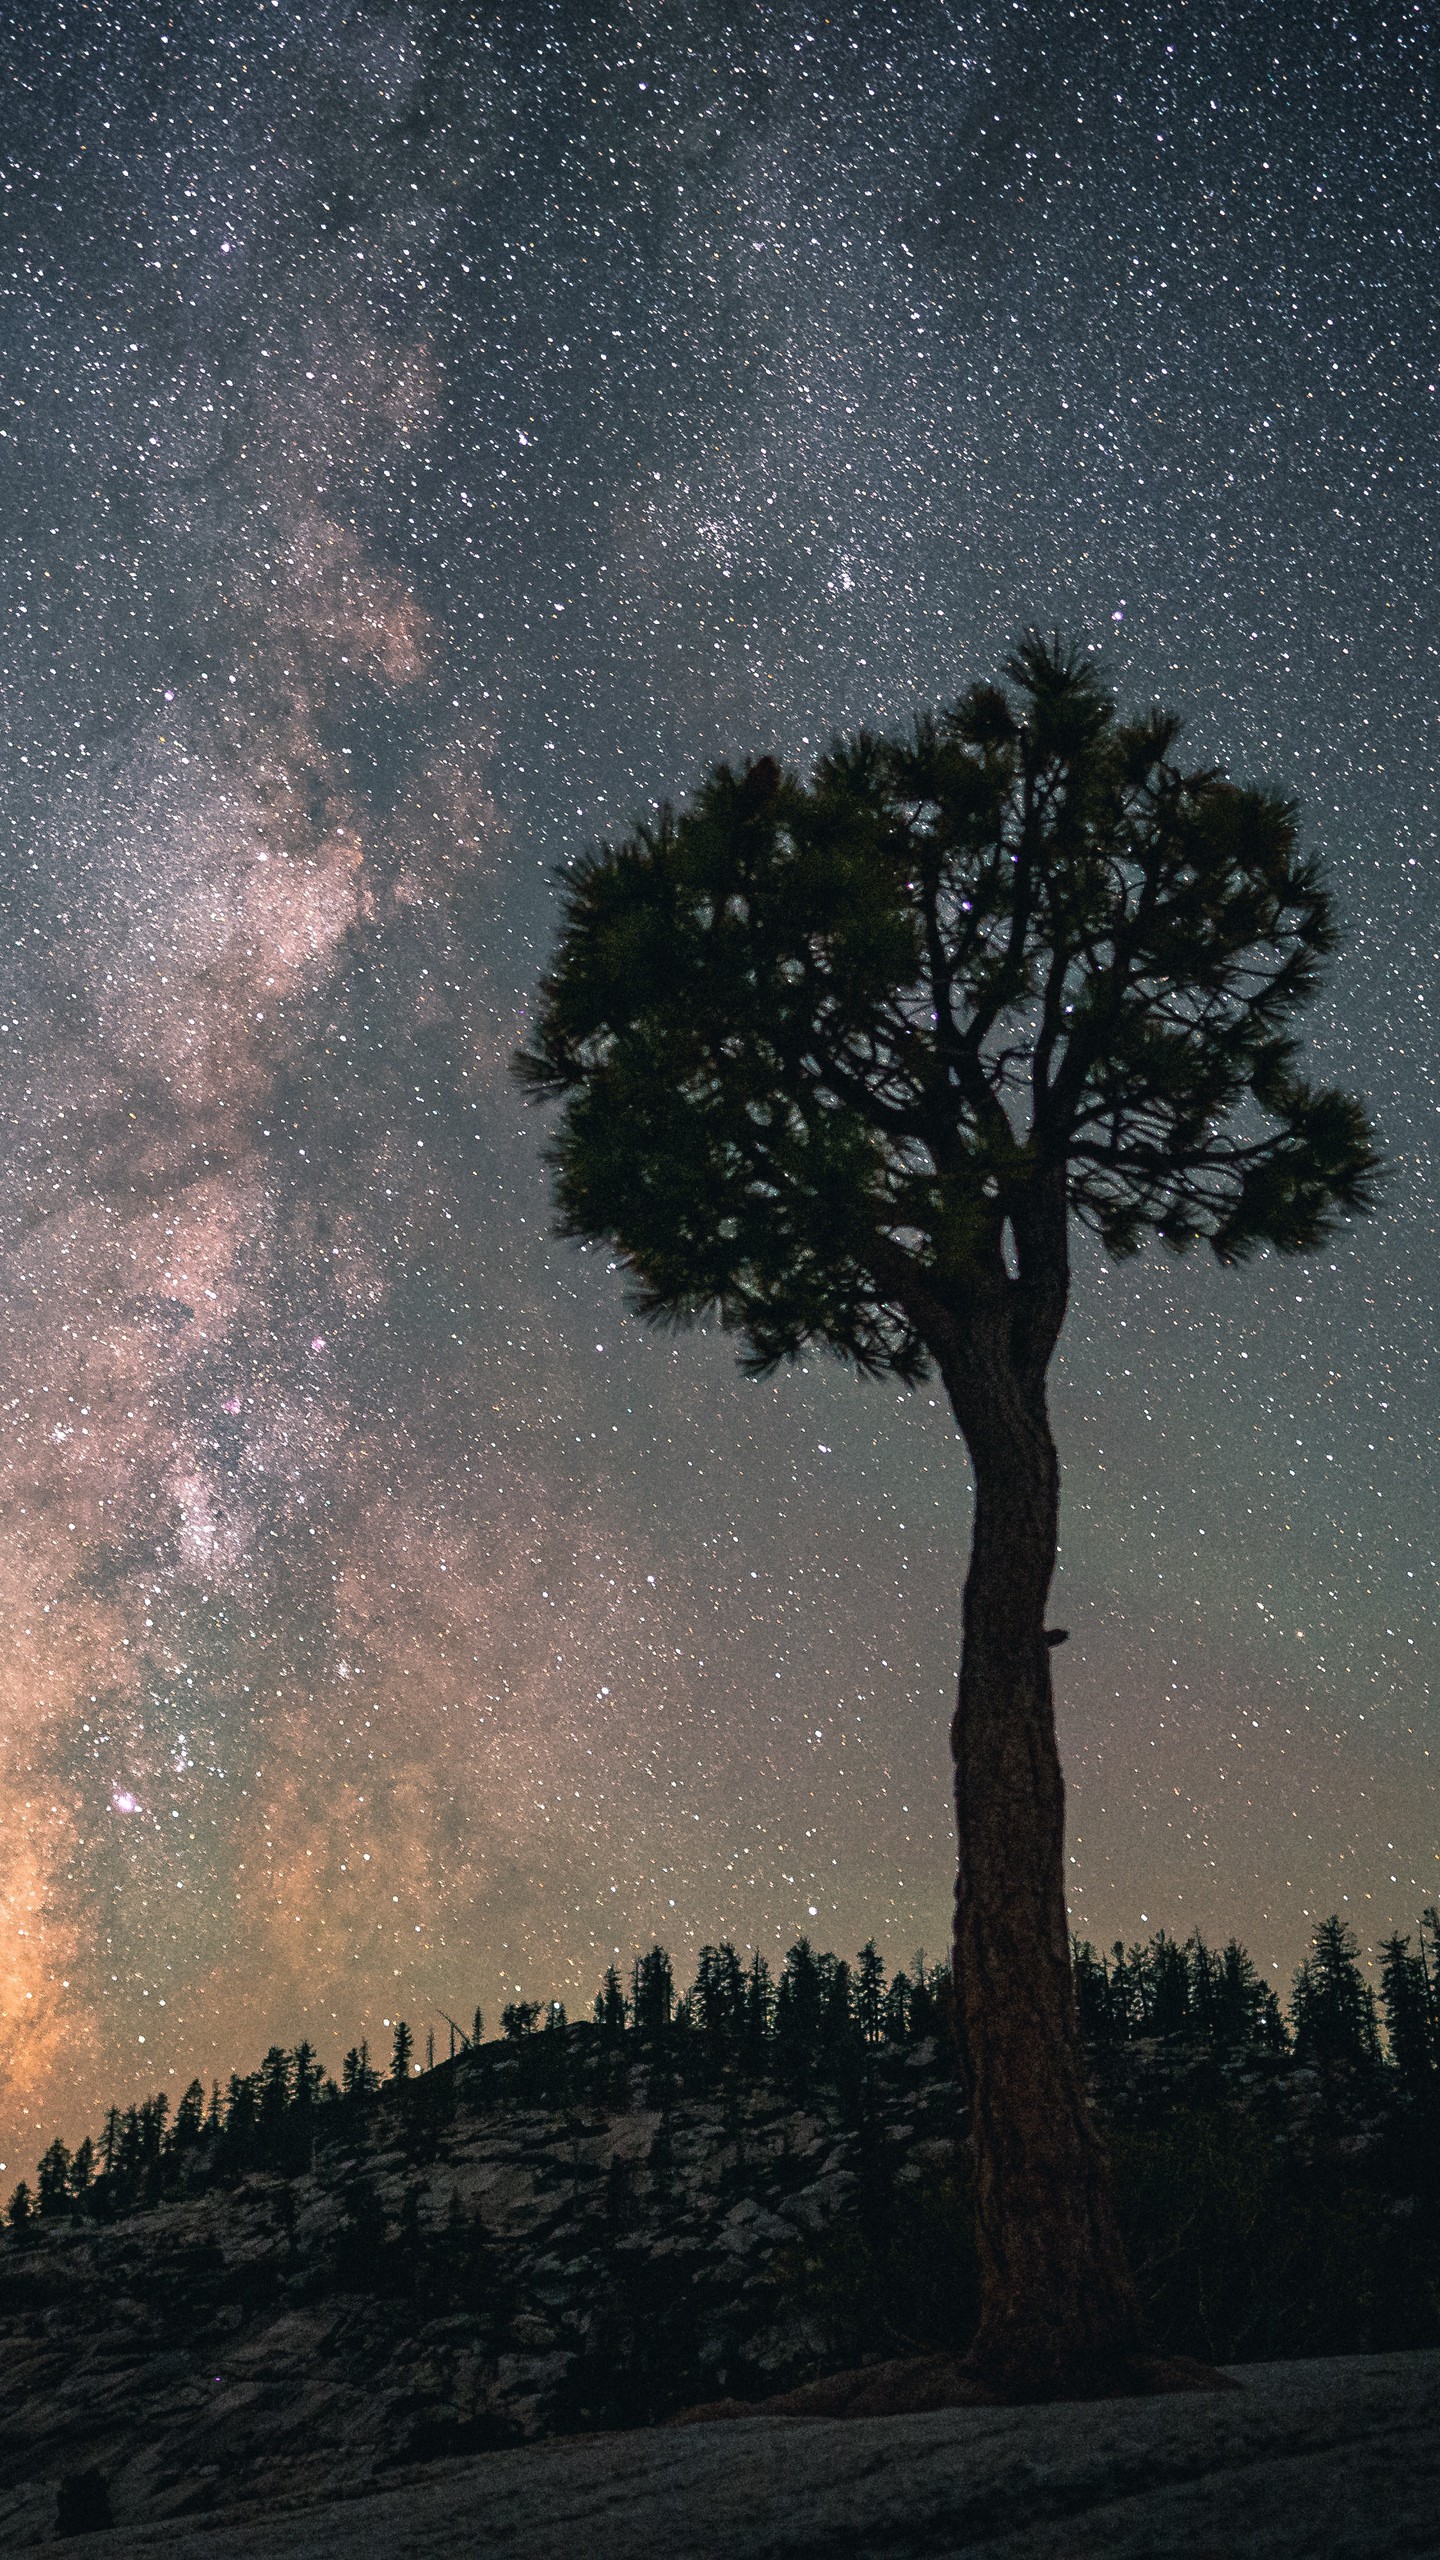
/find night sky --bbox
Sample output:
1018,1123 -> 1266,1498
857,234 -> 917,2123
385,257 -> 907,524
0,0 -> 1434,2165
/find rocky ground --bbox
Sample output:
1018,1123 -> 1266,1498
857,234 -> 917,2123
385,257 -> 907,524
12,2352 -> 1440,2558
0,2030 -> 1433,2549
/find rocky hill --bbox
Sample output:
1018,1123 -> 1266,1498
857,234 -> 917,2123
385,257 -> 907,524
0,2019 -> 1436,2545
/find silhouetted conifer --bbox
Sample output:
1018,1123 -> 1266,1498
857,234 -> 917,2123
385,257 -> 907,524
1380,1935 -> 1434,2096
594,1966 -> 628,2039
1146,1932 -> 1192,2036
744,1951 -> 774,2048
517,634 -> 1377,2389
855,1941 -> 887,2046
173,2080 -> 206,2151
1292,1915 -> 1382,2072
259,2046 -> 292,2144
716,1942 -> 747,2035
391,2019 -> 414,2082
1192,1934 -> 1273,2049
691,1943 -> 745,2045
223,2074 -> 257,2161
775,1939 -> 823,2061
822,1957 -> 855,2054
37,2140 -> 71,2217
631,1946 -> 673,2035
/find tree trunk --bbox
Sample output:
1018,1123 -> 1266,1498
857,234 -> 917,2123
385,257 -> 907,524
946,1356 -> 1142,2397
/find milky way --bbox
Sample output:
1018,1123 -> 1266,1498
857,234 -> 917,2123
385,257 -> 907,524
0,0 -> 1434,2161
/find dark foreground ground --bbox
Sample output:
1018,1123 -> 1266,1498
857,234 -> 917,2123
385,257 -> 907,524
12,2351 -> 1438,2559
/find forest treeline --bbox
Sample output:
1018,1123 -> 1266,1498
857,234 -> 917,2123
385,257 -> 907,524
8,1908 -> 1438,2232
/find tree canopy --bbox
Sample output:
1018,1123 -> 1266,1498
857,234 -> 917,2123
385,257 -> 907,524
518,636 -> 1377,1382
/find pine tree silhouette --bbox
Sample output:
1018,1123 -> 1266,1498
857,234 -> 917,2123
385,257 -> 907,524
822,1957 -> 856,2060
594,1966 -> 628,2039
1380,1935 -> 1434,2095
775,1940 -> 823,2062
293,2042 -> 323,2105
744,1951 -> 774,2049
884,1967 -> 912,2044
173,2081 -> 206,2151
1292,1916 -> 1382,2072
519,635 -> 1378,2392
855,1941 -> 887,2047
37,2141 -> 71,2217
631,1947 -> 673,2036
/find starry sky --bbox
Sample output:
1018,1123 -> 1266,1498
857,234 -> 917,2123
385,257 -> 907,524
0,0 -> 1434,2163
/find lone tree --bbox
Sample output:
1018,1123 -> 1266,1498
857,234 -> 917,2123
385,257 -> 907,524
517,635 -> 1377,2395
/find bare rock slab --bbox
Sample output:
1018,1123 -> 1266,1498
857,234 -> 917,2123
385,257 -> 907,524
26,2349 -> 1439,2560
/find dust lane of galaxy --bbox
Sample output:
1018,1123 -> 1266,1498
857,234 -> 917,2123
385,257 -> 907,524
0,0 -> 1433,2161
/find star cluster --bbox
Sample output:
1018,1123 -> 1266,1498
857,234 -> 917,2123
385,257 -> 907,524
0,0 -> 1433,2159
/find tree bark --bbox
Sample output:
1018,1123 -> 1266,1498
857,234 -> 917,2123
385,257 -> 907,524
943,1352 -> 1143,2397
